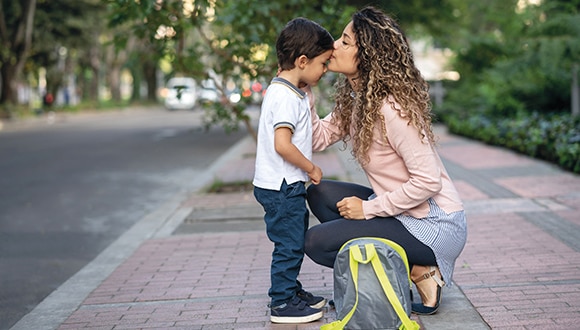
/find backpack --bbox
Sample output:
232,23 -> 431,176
321,237 -> 420,330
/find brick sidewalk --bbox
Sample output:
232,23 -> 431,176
59,231 -> 336,329
53,127 -> 580,329
438,134 -> 580,329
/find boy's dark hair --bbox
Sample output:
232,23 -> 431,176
276,17 -> 334,70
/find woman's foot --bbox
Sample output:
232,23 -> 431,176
411,265 -> 445,315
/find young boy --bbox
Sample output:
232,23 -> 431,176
252,18 -> 334,324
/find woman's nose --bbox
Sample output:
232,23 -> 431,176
333,40 -> 340,49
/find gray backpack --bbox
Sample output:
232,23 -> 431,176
321,237 -> 420,330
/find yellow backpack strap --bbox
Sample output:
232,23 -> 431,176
366,243 -> 420,330
376,238 -> 413,288
320,244 -> 367,330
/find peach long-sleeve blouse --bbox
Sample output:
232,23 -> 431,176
311,98 -> 464,219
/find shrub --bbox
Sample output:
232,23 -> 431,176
445,112 -> 580,174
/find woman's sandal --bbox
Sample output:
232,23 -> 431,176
411,266 -> 445,315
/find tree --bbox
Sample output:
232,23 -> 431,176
27,0 -> 107,105
438,0 -> 580,118
0,0 -> 37,112
107,0 -> 355,138
107,0 -> 211,102
198,1 -> 354,138
0,0 -> 108,113
517,0 -> 580,113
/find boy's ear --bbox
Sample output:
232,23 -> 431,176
296,55 -> 309,69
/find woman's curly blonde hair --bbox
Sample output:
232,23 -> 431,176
332,6 -> 435,165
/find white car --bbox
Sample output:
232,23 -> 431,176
164,77 -> 197,110
198,79 -> 220,104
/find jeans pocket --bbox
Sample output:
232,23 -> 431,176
282,181 -> 306,199
254,186 -> 279,215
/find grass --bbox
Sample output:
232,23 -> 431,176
206,179 -> 254,193
1,99 -> 162,120
205,175 -> 341,194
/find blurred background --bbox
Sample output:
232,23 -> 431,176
1,1 -> 579,329
1,0 -> 579,172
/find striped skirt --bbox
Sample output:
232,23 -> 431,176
395,198 -> 467,286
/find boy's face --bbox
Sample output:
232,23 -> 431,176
299,49 -> 333,87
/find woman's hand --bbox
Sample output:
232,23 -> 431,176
337,196 -> 365,220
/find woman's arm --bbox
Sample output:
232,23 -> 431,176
303,85 -> 344,151
363,102 -> 442,218
311,111 -> 344,152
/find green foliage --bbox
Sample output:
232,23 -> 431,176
28,0 -> 107,93
205,179 -> 253,193
213,0 -> 354,77
106,0 -> 358,135
201,99 -> 251,134
7,0 -> 579,165
106,0 -> 212,77
436,1 -> 580,173
442,0 -> 580,118
446,112 -> 580,173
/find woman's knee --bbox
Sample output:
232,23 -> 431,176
304,228 -> 317,254
306,180 -> 328,199
304,228 -> 326,257
304,229 -> 333,267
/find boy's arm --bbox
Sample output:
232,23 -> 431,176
274,127 -> 322,184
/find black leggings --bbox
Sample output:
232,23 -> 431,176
305,180 -> 437,268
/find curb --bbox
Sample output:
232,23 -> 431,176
9,135 -> 255,330
11,131 -> 492,329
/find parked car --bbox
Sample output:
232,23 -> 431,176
164,77 -> 197,110
198,79 -> 220,104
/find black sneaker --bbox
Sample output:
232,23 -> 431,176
296,289 -> 327,309
270,296 -> 323,324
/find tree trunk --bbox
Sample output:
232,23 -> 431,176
89,66 -> 99,102
572,64 -> 579,117
243,116 -> 258,142
87,45 -> 101,102
130,67 -> 142,101
0,0 -> 37,105
108,65 -> 122,101
104,35 -> 133,102
0,64 -> 17,107
143,59 -> 158,102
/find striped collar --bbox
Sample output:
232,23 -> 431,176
270,77 -> 306,99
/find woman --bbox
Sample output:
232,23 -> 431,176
304,6 -> 467,315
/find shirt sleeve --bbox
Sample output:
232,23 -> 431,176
311,106 -> 344,151
271,93 -> 301,125
362,102 -> 442,218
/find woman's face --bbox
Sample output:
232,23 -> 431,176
327,21 -> 358,78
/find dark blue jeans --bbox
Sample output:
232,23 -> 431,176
254,180 -> 309,307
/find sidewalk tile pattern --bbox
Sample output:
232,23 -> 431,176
57,128 -> 580,329
58,227 -> 421,329
440,134 -> 580,330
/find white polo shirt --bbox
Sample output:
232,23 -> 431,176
253,77 -> 312,191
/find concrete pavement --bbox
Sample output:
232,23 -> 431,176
11,125 -> 580,329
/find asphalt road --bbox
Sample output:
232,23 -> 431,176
0,106 -> 252,329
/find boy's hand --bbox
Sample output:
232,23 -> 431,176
307,164 -> 323,185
